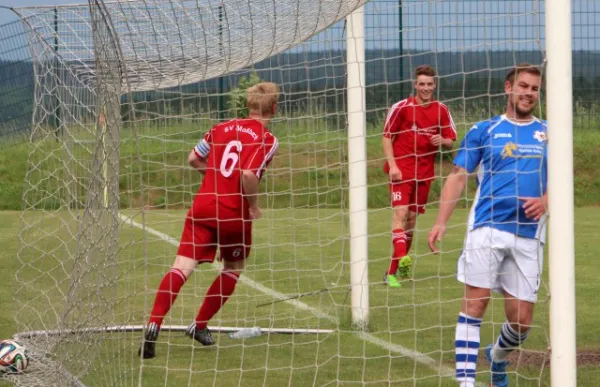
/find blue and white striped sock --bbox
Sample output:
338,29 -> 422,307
491,321 -> 529,361
455,312 -> 482,387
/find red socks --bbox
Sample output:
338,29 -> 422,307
406,231 -> 414,254
195,271 -> 240,330
148,268 -> 241,330
149,268 -> 188,326
388,228 -> 407,275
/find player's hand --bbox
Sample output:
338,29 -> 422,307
519,197 -> 547,221
249,206 -> 262,220
389,165 -> 402,182
428,224 -> 446,254
430,134 -> 443,147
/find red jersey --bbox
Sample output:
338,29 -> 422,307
191,118 -> 278,221
383,97 -> 456,180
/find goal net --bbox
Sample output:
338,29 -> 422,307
8,0 -> 550,386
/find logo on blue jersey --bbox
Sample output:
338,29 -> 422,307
533,130 -> 547,142
493,132 -> 512,139
501,142 -> 544,159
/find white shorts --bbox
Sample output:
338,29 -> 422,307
457,227 -> 544,303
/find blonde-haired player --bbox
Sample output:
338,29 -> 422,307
140,82 -> 279,358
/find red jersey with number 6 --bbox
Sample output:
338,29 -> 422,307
191,118 -> 278,221
383,97 -> 456,180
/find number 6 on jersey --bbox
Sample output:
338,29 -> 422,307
220,140 -> 242,178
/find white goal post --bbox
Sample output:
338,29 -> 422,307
346,5 -> 370,329
546,0 -> 577,386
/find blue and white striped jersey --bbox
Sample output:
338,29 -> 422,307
453,115 -> 548,241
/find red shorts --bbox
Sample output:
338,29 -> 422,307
389,178 -> 433,214
177,216 -> 252,263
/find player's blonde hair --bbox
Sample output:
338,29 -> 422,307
247,82 -> 280,116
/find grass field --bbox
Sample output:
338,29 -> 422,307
2,120 -> 599,212
0,116 -> 597,385
2,206 -> 600,386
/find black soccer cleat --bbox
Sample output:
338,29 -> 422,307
139,322 -> 159,359
186,323 -> 215,346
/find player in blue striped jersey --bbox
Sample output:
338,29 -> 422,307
428,64 -> 547,387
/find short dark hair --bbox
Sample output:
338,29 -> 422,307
505,63 -> 542,85
415,65 -> 437,78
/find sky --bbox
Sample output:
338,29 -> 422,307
1,0 -> 76,24
0,0 -> 598,52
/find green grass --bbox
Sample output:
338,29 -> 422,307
1,208 -> 600,386
2,121 -> 600,212
0,119 -> 598,385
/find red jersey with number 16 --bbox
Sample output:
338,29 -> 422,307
383,97 -> 456,180
191,118 -> 278,222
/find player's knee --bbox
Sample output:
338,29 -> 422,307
463,298 -> 488,318
406,212 -> 417,230
392,206 -> 409,227
462,286 -> 491,318
223,259 -> 245,273
173,255 -> 198,278
507,308 -> 534,332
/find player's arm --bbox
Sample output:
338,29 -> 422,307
189,132 -> 212,174
429,124 -> 483,253
440,137 -> 454,150
243,134 -> 279,219
428,165 -> 468,253
188,150 -> 207,174
242,170 -> 260,208
520,191 -> 548,221
429,135 -> 454,150
382,105 -> 403,181
382,137 -> 398,167
432,104 -> 457,151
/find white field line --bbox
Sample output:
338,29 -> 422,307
120,213 -> 487,386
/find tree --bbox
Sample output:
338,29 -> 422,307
227,72 -> 263,118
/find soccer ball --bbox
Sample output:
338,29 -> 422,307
0,340 -> 29,374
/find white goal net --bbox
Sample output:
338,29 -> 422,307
7,0 -> 552,386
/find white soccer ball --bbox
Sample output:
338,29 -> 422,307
0,340 -> 29,374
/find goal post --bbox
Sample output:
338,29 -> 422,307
346,5 -> 370,329
546,0 -> 577,385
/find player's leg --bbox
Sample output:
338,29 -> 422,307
485,293 -> 535,387
395,208 -> 415,280
405,177 -> 433,256
146,256 -> 197,325
188,221 -> 251,345
140,218 -> 217,358
188,258 -> 245,346
455,227 -> 502,387
404,210 -> 417,254
454,285 -> 490,387
397,179 -> 429,280
384,181 -> 413,287
486,233 -> 542,386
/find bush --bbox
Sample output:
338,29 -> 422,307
227,72 -> 263,118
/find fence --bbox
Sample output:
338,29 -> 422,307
0,0 -> 598,144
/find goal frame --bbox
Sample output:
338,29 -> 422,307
545,0 -> 577,386
342,1 -> 578,384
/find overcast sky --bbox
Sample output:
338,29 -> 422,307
1,0 -> 598,52
1,0 -> 75,24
